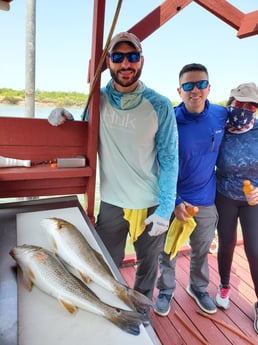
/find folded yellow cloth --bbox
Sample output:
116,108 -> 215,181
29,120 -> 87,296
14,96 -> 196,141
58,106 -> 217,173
164,217 -> 196,260
123,208 -> 148,244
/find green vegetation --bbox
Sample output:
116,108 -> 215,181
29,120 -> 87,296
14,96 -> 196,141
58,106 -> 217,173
35,90 -> 88,107
0,88 -> 88,107
0,88 -> 25,104
0,88 -> 228,107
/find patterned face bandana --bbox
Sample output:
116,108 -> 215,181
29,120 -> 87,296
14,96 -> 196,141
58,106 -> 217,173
226,106 -> 255,133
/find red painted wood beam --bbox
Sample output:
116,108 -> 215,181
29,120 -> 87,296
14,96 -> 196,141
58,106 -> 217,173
194,0 -> 243,30
238,11 -> 258,38
87,0 -> 106,224
128,0 -> 192,42
195,0 -> 258,39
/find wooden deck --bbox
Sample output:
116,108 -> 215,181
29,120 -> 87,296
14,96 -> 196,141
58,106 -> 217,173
120,243 -> 257,345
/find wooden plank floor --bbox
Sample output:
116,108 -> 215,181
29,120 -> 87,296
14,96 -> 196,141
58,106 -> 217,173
120,243 -> 258,345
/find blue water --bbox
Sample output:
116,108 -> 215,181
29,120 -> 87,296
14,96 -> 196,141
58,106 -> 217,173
0,104 -> 84,120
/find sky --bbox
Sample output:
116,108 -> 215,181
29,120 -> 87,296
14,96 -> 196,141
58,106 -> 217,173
0,0 -> 258,103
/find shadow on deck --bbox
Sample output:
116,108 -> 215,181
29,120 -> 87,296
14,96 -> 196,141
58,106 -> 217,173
120,243 -> 257,345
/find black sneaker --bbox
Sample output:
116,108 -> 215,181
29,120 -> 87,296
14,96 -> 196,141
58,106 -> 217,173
186,285 -> 217,314
253,302 -> 258,333
154,293 -> 173,316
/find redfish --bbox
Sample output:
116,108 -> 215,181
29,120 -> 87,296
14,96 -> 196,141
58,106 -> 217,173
40,218 -> 152,314
10,244 -> 143,335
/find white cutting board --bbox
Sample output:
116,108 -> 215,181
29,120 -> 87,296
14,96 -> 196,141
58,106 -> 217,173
16,207 -> 155,345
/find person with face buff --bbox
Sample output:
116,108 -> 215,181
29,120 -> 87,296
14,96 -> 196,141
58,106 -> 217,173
214,82 -> 258,333
48,32 -> 179,306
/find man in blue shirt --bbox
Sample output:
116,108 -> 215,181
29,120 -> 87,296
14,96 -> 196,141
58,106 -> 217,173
154,63 -> 227,316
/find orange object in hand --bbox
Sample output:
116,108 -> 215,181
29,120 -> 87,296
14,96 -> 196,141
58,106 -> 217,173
186,206 -> 199,217
243,180 -> 255,206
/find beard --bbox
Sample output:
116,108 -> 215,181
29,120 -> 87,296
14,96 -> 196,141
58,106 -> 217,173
109,67 -> 142,88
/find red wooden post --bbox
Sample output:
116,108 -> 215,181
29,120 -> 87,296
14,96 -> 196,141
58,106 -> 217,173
86,0 -> 106,224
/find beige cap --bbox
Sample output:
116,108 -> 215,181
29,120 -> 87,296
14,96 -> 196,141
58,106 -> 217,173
230,82 -> 258,104
108,32 -> 142,53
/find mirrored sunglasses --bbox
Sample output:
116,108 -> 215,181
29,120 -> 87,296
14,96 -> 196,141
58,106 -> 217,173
181,80 -> 209,92
234,100 -> 257,113
108,52 -> 141,63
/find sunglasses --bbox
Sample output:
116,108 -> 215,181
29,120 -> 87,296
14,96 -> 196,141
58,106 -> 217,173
108,52 -> 141,63
234,100 -> 257,113
181,80 -> 209,92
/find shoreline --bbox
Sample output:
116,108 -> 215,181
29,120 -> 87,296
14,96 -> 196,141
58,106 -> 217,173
0,100 -> 85,108
0,101 -> 54,107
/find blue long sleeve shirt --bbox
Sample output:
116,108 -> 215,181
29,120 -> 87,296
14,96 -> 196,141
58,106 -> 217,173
98,80 -> 178,220
175,100 -> 227,206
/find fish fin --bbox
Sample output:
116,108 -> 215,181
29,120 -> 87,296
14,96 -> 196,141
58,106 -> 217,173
59,299 -> 77,314
56,255 -> 92,285
56,219 -> 63,230
23,278 -> 33,291
94,250 -> 114,276
106,308 -> 142,336
27,266 -> 36,281
51,238 -> 58,252
20,267 -> 34,292
79,271 -> 92,284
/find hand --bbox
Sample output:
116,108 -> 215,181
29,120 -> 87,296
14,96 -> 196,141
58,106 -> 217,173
246,187 -> 258,206
48,108 -> 74,126
174,203 -> 192,222
144,214 -> 169,236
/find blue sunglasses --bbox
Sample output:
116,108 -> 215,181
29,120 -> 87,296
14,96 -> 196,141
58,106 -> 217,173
108,52 -> 141,63
181,80 -> 209,91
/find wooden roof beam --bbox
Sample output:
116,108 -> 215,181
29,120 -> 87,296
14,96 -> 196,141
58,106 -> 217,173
195,0 -> 258,38
238,11 -> 258,38
194,0 -> 243,30
127,0 -> 192,42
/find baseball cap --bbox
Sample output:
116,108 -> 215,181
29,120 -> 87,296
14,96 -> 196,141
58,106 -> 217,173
108,32 -> 142,53
230,82 -> 258,104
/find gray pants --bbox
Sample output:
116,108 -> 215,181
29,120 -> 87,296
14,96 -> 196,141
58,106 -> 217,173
96,201 -> 166,299
156,205 -> 218,294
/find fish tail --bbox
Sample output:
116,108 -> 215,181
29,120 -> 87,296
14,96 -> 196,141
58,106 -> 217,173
118,287 -> 153,313
106,308 -> 142,336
